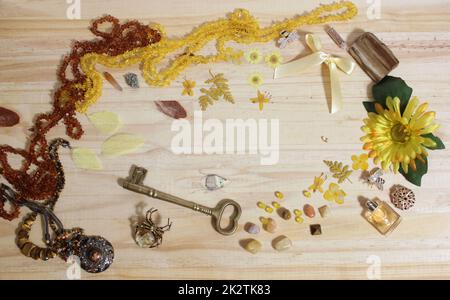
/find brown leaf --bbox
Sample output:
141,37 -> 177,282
154,101 -> 187,119
0,107 -> 20,127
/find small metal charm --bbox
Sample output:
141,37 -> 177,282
390,185 -> 415,210
135,208 -> 172,248
204,174 -> 228,191
123,72 -> 139,88
277,30 -> 299,48
366,167 -> 385,191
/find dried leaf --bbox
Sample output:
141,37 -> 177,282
0,107 -> 20,127
103,71 -> 123,91
87,111 -> 122,134
72,148 -> 103,170
323,160 -> 353,183
154,101 -> 187,119
198,71 -> 234,110
101,133 -> 145,156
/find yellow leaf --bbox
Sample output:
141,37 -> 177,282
72,148 -> 103,170
88,111 -> 122,135
101,133 -> 145,156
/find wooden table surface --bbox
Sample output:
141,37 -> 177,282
0,0 -> 449,280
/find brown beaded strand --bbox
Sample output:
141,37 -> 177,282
0,16 -> 161,220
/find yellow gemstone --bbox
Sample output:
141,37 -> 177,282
265,206 -> 274,213
293,209 -> 302,216
272,201 -> 281,208
274,191 -> 284,199
303,190 -> 311,198
295,216 -> 304,223
259,217 -> 269,224
257,201 -> 266,209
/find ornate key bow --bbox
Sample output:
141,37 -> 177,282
274,34 -> 355,114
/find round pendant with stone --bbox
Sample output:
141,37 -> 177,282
78,235 -> 114,273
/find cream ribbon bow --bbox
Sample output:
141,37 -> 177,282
274,34 -> 355,114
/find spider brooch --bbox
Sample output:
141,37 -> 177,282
134,208 -> 172,248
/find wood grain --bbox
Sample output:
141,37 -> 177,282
0,0 -> 449,279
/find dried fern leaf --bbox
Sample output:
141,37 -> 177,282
323,160 -> 353,183
198,71 -> 235,110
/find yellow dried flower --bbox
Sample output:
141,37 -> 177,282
323,183 -> 346,204
182,79 -> 196,96
245,48 -> 262,64
250,90 -> 271,111
265,51 -> 283,68
308,173 -> 326,193
351,153 -> 369,171
248,72 -> 263,88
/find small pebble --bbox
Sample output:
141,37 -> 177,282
257,201 -> 266,209
278,207 -> 291,220
310,224 -> 322,235
272,235 -> 292,251
243,239 -> 262,254
274,191 -> 284,200
123,72 -> 139,88
318,205 -> 330,218
303,204 -> 316,218
293,209 -> 302,216
303,190 -> 311,198
263,218 -> 277,233
265,206 -> 274,213
295,216 -> 304,223
244,222 -> 260,234
272,201 -> 281,209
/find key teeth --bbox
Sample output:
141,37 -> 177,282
129,165 -> 148,184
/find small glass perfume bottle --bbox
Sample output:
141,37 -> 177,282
364,198 -> 401,235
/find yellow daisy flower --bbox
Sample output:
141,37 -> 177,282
265,51 -> 283,68
351,153 -> 369,171
250,90 -> 270,111
323,183 -> 346,204
361,96 -> 440,173
245,48 -> 262,64
308,173 -> 326,193
248,72 -> 263,88
182,79 -> 196,96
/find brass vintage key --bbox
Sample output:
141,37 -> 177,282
118,165 -> 242,236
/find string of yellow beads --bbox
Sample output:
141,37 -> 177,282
74,2 -> 357,113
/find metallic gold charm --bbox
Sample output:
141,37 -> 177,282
135,208 -> 172,248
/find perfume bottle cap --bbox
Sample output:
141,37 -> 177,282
366,200 -> 378,212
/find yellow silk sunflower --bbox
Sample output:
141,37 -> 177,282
360,96 -> 440,173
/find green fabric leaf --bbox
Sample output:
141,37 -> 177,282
363,101 -> 376,113
399,156 -> 428,186
372,76 -> 413,113
422,133 -> 445,150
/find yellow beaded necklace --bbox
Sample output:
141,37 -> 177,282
76,1 -> 357,113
